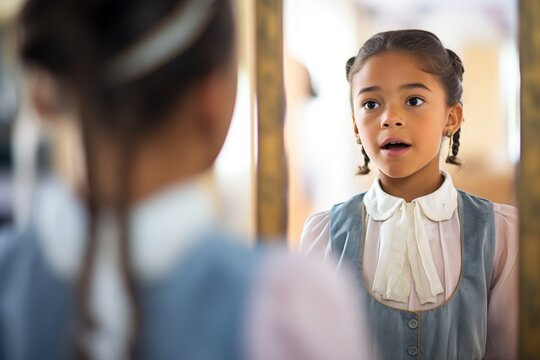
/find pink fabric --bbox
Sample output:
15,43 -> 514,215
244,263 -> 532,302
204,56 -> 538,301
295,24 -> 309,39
244,252 -> 374,360
486,203 -> 518,360
300,202 -> 518,359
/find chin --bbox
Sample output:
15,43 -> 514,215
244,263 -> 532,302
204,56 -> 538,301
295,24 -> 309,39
378,166 -> 415,179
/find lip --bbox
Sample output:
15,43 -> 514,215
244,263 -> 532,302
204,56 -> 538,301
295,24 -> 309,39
380,137 -> 412,157
380,137 -> 411,148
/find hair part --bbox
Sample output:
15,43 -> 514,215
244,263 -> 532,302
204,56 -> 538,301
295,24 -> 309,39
346,29 -> 465,175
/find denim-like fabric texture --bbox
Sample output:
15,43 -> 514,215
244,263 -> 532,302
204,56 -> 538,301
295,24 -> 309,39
0,226 -> 75,360
0,228 -> 262,360
330,191 -> 495,360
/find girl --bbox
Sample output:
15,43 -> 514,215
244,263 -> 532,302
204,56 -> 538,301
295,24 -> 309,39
300,29 -> 518,360
0,0 -> 368,359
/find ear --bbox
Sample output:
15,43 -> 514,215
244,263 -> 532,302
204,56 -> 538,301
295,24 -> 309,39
192,64 -> 237,139
445,103 -> 463,133
352,115 -> 359,135
29,71 -> 66,121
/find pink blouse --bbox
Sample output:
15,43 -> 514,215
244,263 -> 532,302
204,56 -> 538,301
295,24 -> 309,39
300,176 -> 518,360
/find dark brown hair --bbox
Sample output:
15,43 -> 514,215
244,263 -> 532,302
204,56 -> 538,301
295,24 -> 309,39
346,29 -> 465,174
18,0 -> 235,358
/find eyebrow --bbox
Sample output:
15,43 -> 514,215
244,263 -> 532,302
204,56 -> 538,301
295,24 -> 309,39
357,82 -> 433,96
400,83 -> 432,92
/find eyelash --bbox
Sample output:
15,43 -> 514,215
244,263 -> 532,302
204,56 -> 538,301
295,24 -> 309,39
361,96 -> 426,111
362,100 -> 380,110
406,97 -> 425,107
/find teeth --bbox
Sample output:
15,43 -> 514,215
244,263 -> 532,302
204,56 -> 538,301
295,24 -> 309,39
382,141 -> 410,149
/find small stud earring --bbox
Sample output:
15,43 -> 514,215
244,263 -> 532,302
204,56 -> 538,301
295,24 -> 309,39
445,129 -> 452,138
356,137 -> 362,145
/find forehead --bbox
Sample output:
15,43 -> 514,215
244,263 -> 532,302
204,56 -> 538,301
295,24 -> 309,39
352,51 -> 443,93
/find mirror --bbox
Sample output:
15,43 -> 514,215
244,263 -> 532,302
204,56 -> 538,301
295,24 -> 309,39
283,0 -> 519,246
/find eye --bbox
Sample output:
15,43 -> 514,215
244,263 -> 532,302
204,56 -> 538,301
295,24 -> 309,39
362,100 -> 380,110
406,97 -> 425,107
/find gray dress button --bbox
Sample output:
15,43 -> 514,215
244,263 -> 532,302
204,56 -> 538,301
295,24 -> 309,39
408,318 -> 419,329
407,345 -> 418,356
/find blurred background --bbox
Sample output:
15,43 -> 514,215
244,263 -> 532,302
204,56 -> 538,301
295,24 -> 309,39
0,0 -> 22,228
0,0 -> 519,246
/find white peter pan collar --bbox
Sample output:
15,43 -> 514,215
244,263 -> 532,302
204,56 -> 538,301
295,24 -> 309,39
363,172 -> 458,304
34,175 -> 219,282
364,171 -> 458,222
34,176 -> 221,360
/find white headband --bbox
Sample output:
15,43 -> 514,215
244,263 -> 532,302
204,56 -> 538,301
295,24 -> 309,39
106,0 -> 217,84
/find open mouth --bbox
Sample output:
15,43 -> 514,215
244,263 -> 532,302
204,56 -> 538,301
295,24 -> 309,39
381,141 -> 411,150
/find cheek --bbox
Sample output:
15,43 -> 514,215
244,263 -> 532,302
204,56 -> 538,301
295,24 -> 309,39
356,125 -> 379,158
420,132 -> 445,157
355,117 -> 377,140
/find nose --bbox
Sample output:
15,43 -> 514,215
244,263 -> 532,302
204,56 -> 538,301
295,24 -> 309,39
380,106 -> 405,128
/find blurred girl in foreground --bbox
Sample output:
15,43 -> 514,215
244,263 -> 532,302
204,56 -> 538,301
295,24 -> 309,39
0,0 -> 368,359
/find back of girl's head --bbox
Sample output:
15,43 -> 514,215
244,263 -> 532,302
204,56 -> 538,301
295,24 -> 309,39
17,1 -> 235,358
18,0 -> 235,132
346,29 -> 464,106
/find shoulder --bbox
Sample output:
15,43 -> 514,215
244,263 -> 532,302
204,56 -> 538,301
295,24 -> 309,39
457,190 -> 517,223
147,236 -> 264,322
493,202 -> 517,221
299,193 -> 367,256
456,189 -> 494,208
330,193 -> 367,229
139,236 -> 265,360
177,234 -> 264,283
457,190 -> 518,234
332,192 -> 367,212
245,251 -> 369,360
141,235 -> 255,302
492,202 -> 518,239
302,210 -> 331,235
302,191 -> 368,234
254,251 -> 358,310
456,190 -> 502,229
299,210 -> 331,255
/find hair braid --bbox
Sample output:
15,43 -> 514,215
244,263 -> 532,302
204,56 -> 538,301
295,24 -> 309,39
446,49 -> 464,83
357,146 -> 371,175
445,128 -> 462,165
116,124 -> 141,359
74,111 -> 100,360
73,79 -> 143,359
345,56 -> 356,80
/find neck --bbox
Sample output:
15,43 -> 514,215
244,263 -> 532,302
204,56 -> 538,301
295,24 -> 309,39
378,157 -> 444,202
85,114 -> 214,208
129,139 -> 212,204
